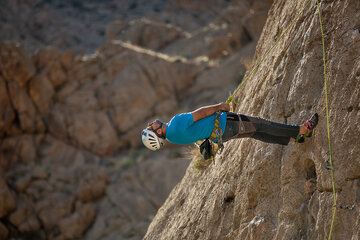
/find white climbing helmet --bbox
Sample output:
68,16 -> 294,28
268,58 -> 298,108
141,128 -> 165,151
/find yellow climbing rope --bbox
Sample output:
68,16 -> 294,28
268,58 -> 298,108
226,0 -> 313,105
316,1 -> 337,239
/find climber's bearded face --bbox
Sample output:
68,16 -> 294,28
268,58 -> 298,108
147,120 -> 164,138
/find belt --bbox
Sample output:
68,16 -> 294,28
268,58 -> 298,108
226,113 -> 250,122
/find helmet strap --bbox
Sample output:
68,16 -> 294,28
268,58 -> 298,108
149,121 -> 165,139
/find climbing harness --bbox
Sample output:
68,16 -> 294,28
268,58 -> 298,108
199,111 -> 224,161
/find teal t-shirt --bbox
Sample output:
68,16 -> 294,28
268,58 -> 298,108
166,112 -> 227,144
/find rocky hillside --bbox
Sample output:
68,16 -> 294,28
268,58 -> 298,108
0,0 -> 273,239
0,0 -> 260,55
144,0 -> 360,239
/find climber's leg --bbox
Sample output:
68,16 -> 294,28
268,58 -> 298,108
244,115 -> 300,138
252,132 -> 291,145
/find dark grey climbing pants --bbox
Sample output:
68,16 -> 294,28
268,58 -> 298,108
222,113 -> 300,145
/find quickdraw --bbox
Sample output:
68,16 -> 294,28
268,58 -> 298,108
209,111 -> 224,154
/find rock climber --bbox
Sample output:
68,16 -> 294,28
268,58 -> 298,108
141,102 -> 318,156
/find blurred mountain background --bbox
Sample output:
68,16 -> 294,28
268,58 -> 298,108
0,0 -> 273,239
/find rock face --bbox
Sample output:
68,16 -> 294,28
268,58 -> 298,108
144,0 -> 360,239
0,41 -> 194,237
0,0 -> 246,54
0,0 -> 272,239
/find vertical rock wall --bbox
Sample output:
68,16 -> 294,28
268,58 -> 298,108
144,0 -> 360,239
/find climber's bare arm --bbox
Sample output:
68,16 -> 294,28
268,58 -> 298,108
192,103 -> 230,122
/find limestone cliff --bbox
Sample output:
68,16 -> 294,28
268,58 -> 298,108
0,0 -> 273,239
144,0 -> 360,239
